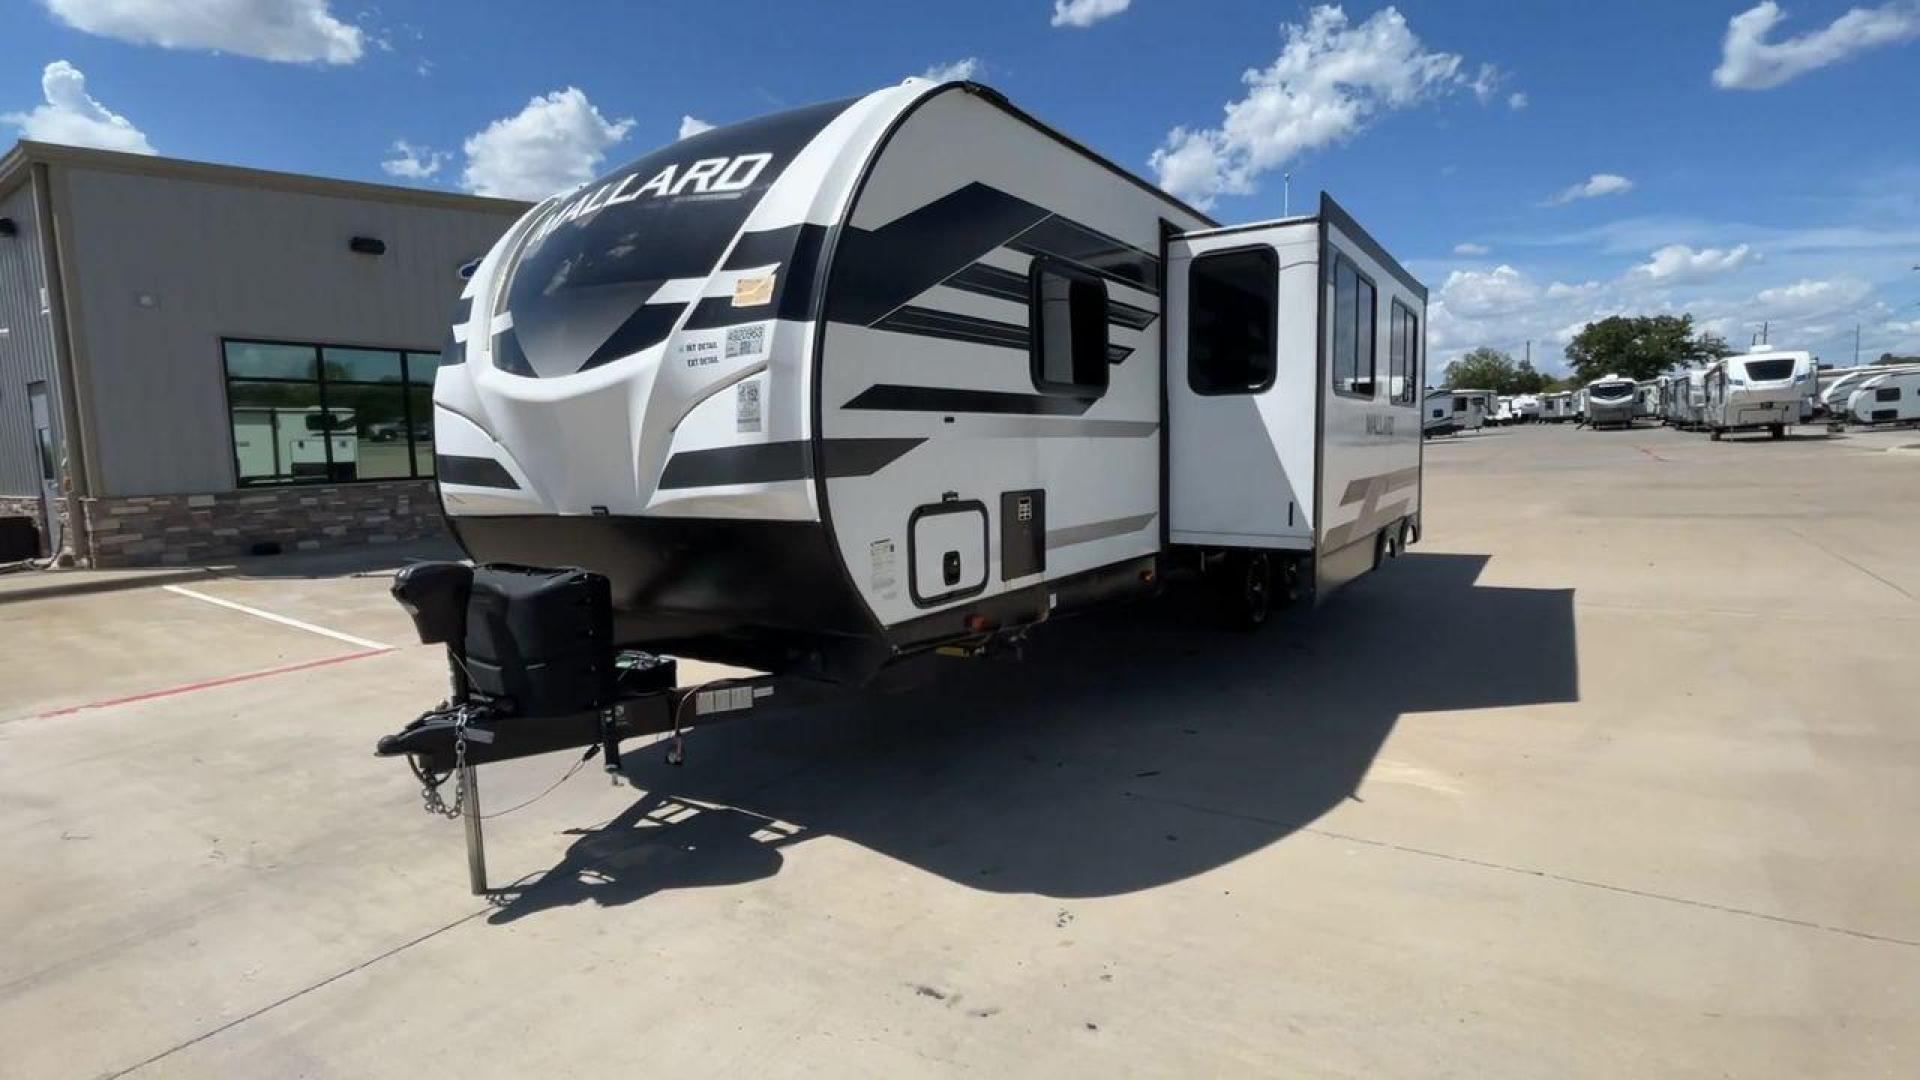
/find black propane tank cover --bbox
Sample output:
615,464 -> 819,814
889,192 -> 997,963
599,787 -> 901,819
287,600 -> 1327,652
391,561 -> 474,645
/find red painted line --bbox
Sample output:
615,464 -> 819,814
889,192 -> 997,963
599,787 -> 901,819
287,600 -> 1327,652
32,647 -> 395,720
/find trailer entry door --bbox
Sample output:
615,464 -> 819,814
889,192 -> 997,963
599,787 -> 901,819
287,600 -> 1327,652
1166,222 -> 1317,549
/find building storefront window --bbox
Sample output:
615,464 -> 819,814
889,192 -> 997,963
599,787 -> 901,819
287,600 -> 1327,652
224,339 -> 438,486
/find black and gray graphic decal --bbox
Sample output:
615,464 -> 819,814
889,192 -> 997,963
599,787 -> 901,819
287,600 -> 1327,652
495,97 -> 854,378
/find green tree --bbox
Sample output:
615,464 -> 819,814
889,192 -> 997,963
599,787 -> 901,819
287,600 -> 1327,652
1877,353 -> 1920,366
1444,347 -> 1518,392
1444,348 -> 1557,394
1564,314 -> 1727,382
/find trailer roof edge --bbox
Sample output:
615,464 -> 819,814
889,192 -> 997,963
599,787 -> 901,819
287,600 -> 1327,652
1319,192 -> 1427,303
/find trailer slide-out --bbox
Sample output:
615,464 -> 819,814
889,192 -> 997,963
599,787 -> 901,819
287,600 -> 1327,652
376,79 -> 1428,891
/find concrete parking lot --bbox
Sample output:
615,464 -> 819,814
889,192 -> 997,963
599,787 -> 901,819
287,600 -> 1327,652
3,422 -> 1917,1078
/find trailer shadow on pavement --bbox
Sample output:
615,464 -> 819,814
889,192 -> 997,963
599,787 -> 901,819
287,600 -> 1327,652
486,552 -> 1578,923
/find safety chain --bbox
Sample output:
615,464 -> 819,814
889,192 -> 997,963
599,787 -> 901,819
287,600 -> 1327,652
414,708 -> 470,818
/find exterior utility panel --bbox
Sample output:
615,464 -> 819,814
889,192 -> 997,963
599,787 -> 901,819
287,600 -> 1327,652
433,80 -> 1424,684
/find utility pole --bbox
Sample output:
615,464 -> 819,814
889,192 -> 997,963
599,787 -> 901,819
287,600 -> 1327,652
1854,323 -> 1861,367
1283,172 -> 1292,217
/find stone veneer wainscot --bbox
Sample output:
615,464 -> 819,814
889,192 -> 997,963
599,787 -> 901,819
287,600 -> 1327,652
82,480 -> 447,566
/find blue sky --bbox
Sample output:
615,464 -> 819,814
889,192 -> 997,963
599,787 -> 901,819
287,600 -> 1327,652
6,0 -> 1918,371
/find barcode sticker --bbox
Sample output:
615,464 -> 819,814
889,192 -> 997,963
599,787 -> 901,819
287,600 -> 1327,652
736,380 -> 762,432
725,323 -> 766,359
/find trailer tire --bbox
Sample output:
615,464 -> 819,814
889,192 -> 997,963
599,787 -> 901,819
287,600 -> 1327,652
1770,423 -> 1785,440
1711,429 -> 1723,441
1217,551 -> 1273,631
1398,519 -> 1416,553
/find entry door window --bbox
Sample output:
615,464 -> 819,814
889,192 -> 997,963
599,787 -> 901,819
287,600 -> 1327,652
1187,247 -> 1277,395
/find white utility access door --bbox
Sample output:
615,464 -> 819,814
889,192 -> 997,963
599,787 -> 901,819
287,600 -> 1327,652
1166,222 -> 1318,549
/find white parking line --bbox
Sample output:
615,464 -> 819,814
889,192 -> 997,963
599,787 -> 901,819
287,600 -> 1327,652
162,584 -> 392,652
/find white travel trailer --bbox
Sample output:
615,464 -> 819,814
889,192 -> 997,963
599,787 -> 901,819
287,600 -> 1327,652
1490,396 -> 1515,426
231,406 -> 358,482
1426,388 -> 1491,435
417,78 -> 1426,685
1584,375 -> 1637,429
1701,350 -> 1814,439
1540,391 -> 1573,422
1510,394 -> 1543,423
1820,364 -> 1920,424
379,79 -> 1431,889
1634,379 -> 1660,420
1846,370 -> 1920,425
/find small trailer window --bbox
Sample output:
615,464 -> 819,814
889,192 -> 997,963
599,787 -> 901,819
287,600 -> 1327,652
1187,247 -> 1277,395
1876,386 -> 1901,402
1030,259 -> 1110,396
1389,299 -> 1419,405
1331,254 -> 1376,398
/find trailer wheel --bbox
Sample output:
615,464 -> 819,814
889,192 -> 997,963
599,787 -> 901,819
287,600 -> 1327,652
1770,423 -> 1785,440
1710,429 -> 1723,441
1397,519 -> 1416,553
1218,551 -> 1273,631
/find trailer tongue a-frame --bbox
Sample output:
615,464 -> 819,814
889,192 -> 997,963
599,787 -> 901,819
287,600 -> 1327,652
378,78 -> 1426,891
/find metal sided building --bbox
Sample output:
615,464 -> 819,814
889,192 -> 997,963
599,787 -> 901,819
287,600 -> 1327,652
0,140 -> 528,565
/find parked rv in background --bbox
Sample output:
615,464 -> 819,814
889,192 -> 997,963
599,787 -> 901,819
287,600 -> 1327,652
1541,391 -> 1573,422
232,407 -> 358,482
1820,363 -> 1920,427
1510,394 -> 1543,423
1585,376 -> 1638,430
1846,370 -> 1920,426
1701,350 -> 1813,440
1634,380 -> 1660,421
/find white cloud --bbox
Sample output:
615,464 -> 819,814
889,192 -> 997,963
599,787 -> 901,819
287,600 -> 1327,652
381,139 -> 446,180
1468,62 -> 1502,104
1714,1 -> 1920,90
2,60 -> 154,154
43,0 -> 364,65
1630,243 -> 1758,282
1547,173 -> 1633,205
1149,5 -> 1499,207
1050,0 -> 1130,28
1453,242 -> 1490,256
677,114 -> 715,140
1437,264 -> 1541,318
1545,280 -> 1602,300
1507,91 -> 1528,110
922,57 -> 984,82
1754,277 -> 1873,316
460,87 -> 635,200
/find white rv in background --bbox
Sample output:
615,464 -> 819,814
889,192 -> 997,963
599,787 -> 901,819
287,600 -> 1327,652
1846,371 -> 1920,426
1634,379 -> 1660,420
1820,364 -> 1920,425
1584,375 -> 1637,429
427,78 -> 1429,679
1510,394 -> 1543,423
1540,391 -> 1573,422
231,406 -> 358,482
1701,350 -> 1813,440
